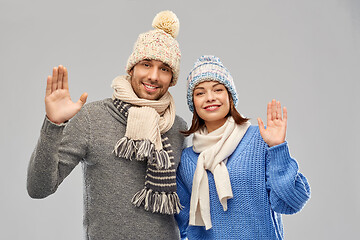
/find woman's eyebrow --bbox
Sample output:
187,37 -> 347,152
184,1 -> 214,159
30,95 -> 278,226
194,86 -> 205,90
212,83 -> 222,87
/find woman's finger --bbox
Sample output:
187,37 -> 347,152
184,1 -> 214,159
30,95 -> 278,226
271,99 -> 276,120
257,118 -> 265,134
276,101 -> 282,120
283,106 -> 288,123
267,101 -> 272,123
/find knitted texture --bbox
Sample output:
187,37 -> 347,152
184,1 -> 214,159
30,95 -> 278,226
113,99 -> 182,215
186,55 -> 238,112
189,117 -> 250,229
175,126 -> 311,240
126,10 -> 181,86
27,98 -> 187,239
111,75 -> 175,151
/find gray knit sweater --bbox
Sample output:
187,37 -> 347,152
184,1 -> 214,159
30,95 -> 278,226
27,98 -> 187,240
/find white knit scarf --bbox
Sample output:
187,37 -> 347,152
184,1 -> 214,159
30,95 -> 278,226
189,117 -> 250,229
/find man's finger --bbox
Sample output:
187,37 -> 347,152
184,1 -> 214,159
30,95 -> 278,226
46,76 -> 52,96
79,92 -> 88,105
63,67 -> 69,90
51,67 -> 58,92
58,65 -> 63,89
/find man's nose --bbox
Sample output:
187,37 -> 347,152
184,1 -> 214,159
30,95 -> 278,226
147,67 -> 159,81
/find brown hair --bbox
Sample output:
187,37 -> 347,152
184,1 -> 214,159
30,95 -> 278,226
181,94 -> 249,136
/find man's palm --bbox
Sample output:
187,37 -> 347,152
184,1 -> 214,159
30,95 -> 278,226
45,66 -> 87,124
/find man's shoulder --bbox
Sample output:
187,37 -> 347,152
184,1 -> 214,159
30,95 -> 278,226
82,98 -> 112,112
173,115 -> 188,129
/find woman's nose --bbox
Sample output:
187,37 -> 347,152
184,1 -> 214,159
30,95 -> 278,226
206,91 -> 216,102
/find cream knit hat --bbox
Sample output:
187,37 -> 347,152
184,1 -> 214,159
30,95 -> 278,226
126,11 -> 181,86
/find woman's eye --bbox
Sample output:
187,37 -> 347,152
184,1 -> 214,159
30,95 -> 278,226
195,92 -> 204,96
215,88 -> 223,92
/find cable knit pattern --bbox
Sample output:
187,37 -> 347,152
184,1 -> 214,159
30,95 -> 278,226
175,126 -> 310,240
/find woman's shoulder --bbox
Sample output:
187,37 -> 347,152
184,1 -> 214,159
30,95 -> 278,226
241,125 -> 261,142
181,146 -> 199,166
182,146 -> 196,158
231,125 -> 265,154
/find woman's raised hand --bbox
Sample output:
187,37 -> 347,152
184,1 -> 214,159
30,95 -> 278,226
45,65 -> 88,124
257,99 -> 287,147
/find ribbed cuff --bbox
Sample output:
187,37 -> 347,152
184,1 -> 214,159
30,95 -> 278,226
41,116 -> 66,138
267,141 -> 298,171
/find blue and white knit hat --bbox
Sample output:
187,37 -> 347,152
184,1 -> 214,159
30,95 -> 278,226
186,55 -> 238,112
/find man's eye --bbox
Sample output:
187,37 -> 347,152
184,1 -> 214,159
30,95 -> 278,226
161,67 -> 169,72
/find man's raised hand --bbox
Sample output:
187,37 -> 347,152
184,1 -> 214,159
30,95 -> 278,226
45,65 -> 88,124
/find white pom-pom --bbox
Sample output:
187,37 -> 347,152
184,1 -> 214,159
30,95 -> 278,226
152,10 -> 179,38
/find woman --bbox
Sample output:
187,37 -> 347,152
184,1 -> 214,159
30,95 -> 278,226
175,55 -> 310,239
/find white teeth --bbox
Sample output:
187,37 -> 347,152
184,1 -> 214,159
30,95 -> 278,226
206,106 -> 219,109
144,83 -> 156,89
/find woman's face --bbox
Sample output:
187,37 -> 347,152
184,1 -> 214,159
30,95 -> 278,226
193,81 -> 230,129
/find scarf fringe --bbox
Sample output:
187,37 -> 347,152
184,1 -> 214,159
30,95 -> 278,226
150,150 -> 171,169
131,188 -> 183,215
114,137 -> 171,169
114,137 -> 136,160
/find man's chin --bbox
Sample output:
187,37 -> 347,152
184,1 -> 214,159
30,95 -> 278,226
139,93 -> 160,101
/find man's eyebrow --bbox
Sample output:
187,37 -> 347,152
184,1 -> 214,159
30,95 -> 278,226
161,63 -> 171,68
139,59 -> 151,63
139,59 -> 171,69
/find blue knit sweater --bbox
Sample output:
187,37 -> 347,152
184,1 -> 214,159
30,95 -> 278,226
175,126 -> 310,240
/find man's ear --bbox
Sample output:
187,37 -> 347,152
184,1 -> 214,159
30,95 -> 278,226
129,66 -> 134,76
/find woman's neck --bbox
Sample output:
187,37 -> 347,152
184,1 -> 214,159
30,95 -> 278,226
204,118 -> 227,133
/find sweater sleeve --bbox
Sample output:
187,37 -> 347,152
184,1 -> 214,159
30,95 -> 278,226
265,142 -> 310,214
175,151 -> 192,240
27,107 -> 89,198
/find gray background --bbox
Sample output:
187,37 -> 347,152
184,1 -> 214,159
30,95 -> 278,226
1,0 -> 359,239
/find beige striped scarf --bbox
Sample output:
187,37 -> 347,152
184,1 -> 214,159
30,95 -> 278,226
111,75 -> 182,214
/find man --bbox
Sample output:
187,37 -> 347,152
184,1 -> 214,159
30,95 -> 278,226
27,10 -> 187,240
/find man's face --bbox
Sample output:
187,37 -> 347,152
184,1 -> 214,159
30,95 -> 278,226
129,59 -> 173,100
